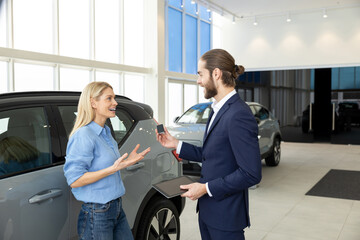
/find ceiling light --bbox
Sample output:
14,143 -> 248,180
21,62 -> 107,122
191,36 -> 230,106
232,15 -> 236,24
253,16 -> 258,26
206,3 -> 211,12
286,13 -> 291,22
196,4 -> 199,14
323,9 -> 328,18
191,0 -> 195,4
181,0 -> 184,8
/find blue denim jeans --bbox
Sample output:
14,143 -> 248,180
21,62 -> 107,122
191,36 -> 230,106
78,197 -> 133,240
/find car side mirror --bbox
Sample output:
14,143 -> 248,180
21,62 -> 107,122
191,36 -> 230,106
255,117 -> 260,124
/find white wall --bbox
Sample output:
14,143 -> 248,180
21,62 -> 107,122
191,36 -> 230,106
219,7 -> 360,70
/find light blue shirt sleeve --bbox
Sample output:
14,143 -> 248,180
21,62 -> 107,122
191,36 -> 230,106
63,128 -> 95,186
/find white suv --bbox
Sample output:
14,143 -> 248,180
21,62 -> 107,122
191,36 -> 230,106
168,101 -> 282,176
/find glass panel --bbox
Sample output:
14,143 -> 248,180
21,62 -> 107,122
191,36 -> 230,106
59,0 -> 90,59
168,7 -> 182,72
200,21 -> 210,56
58,106 -> 77,138
199,5 -> 210,21
13,0 -> 53,53
168,82 -> 182,124
60,67 -> 89,91
95,0 -> 120,63
0,0 -> 6,47
331,68 -> 339,90
184,84 -> 197,111
124,0 -> 144,66
185,15 -> 197,74
339,67 -> 355,90
109,109 -> 134,144
198,86 -> 208,103
356,67 -> 360,89
168,0 -> 182,9
185,0 -> 196,15
14,63 -> 53,91
0,61 -> 7,93
124,74 -> 144,103
95,71 -> 121,95
0,107 -> 51,177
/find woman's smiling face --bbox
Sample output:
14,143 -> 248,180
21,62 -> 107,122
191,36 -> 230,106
92,87 -> 118,126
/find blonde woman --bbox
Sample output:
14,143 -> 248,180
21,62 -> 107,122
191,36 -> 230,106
64,82 -> 150,240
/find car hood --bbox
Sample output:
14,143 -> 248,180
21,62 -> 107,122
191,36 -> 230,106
167,123 -> 205,147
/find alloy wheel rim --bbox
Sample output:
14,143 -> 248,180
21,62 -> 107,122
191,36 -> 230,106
274,141 -> 281,164
146,208 -> 178,240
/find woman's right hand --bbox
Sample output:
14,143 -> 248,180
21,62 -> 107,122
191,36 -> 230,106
155,125 -> 179,149
111,144 -> 151,172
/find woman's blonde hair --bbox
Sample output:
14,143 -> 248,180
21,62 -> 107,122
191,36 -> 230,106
69,81 -> 113,137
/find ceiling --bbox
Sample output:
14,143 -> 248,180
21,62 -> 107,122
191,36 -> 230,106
208,0 -> 360,18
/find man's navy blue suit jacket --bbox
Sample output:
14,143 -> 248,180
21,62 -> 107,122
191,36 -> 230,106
179,93 -> 262,232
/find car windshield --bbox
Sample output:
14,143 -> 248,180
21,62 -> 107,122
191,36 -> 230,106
177,104 -> 211,124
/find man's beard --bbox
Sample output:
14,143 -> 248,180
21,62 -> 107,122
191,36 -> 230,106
204,77 -> 217,99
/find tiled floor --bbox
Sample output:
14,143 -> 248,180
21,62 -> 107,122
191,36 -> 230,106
180,142 -> 360,240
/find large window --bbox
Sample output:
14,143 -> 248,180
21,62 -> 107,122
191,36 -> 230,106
59,0 -> 90,59
167,0 -> 212,74
0,0 -> 146,104
95,0 -> 121,63
167,81 -> 209,125
13,0 -> 53,54
124,74 -> 144,103
14,63 -> 53,91
0,62 -> 6,93
59,68 -> 90,91
331,67 -> 360,90
0,0 -> 7,47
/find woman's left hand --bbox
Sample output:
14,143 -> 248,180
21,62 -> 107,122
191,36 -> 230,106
111,144 -> 151,172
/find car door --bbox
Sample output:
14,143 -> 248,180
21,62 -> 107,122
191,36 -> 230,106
253,105 -> 272,155
108,107 -> 152,228
0,106 -> 69,240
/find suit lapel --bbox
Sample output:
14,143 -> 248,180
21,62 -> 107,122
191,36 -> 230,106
203,109 -> 214,141
203,94 -> 239,145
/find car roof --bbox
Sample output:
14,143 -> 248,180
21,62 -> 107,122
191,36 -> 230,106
0,91 -> 153,120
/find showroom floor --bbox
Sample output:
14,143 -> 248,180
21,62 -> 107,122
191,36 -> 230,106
180,142 -> 360,240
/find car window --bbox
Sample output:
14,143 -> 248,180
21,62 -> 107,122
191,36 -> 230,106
254,106 -> 269,120
177,104 -> 211,124
109,109 -> 134,144
58,106 -> 134,145
0,107 -> 51,178
58,105 -> 77,137
249,105 -> 257,116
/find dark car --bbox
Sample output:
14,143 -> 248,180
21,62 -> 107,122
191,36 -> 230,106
0,91 -> 184,240
338,102 -> 360,131
167,101 -> 282,176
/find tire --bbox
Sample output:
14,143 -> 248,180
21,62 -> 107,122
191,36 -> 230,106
136,197 -> 180,240
265,138 -> 281,166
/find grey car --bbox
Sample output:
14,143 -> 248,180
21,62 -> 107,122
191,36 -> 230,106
0,91 -> 184,240
167,101 -> 282,176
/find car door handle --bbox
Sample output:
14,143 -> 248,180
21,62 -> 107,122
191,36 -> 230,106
126,162 -> 145,171
28,189 -> 63,204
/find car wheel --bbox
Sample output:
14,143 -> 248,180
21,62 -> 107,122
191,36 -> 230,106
265,138 -> 281,166
136,197 -> 180,240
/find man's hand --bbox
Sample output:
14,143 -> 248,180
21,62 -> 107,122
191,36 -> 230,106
180,183 -> 207,201
156,125 -> 179,149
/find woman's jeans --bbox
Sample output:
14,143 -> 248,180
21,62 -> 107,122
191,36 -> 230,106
78,197 -> 133,240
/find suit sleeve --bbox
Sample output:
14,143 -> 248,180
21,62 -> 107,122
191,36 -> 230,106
208,110 -> 262,201
179,142 -> 203,163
